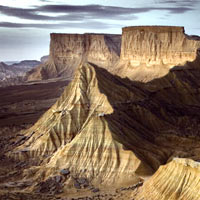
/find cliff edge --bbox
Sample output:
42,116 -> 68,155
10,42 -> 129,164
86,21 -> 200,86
114,26 -> 200,81
27,33 -> 121,81
121,26 -> 200,66
27,26 -> 200,82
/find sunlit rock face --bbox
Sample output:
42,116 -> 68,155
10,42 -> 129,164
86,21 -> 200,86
113,26 -> 200,82
136,158 -> 200,200
27,33 -> 121,81
120,26 -> 200,67
50,33 -> 121,69
27,26 -> 200,82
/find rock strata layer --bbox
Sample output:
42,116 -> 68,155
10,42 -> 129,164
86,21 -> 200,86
27,26 -> 200,82
27,34 -> 121,81
121,26 -> 200,67
136,158 -> 200,200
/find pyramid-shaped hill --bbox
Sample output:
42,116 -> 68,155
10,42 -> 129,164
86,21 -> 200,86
12,62 -> 162,186
9,56 -> 200,193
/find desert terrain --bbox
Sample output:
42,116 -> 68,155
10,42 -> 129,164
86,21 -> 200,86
1,26 -> 200,200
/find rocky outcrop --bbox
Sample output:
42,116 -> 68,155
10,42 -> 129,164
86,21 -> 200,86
120,26 -> 200,66
27,26 -> 200,82
40,55 -> 49,63
13,63 -> 154,187
136,158 -> 200,200
27,34 -> 121,81
116,26 -> 200,81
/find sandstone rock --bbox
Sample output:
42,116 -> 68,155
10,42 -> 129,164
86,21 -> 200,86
40,55 -> 49,63
121,26 -> 200,66
116,26 -> 200,81
27,26 -> 200,83
74,182 -> 81,189
136,158 -> 200,200
55,175 -> 62,183
27,33 -> 121,81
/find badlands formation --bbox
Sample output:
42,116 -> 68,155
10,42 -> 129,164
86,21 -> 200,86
1,26 -> 200,200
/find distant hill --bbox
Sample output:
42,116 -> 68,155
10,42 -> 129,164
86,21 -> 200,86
4,61 -> 19,65
0,60 -> 41,87
12,60 -> 41,68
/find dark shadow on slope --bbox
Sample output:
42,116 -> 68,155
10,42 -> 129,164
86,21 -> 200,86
88,49 -> 200,172
104,34 -> 122,57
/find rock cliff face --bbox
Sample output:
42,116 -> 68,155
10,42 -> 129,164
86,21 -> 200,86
28,26 -> 200,82
27,34 -> 121,81
121,26 -> 200,66
13,63 -> 154,188
116,26 -> 200,81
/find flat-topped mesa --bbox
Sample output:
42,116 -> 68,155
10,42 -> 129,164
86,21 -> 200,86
120,26 -> 200,67
26,33 -> 121,81
50,33 -> 121,73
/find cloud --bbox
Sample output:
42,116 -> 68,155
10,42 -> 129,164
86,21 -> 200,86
0,4 -> 194,22
158,0 -> 199,7
0,5 -> 141,22
0,4 -> 196,29
0,21 -> 119,29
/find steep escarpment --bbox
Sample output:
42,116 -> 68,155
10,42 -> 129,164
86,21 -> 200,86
27,34 -> 121,81
28,26 -> 200,82
117,26 -> 200,81
121,26 -> 200,66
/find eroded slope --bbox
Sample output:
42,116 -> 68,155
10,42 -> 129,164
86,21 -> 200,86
136,158 -> 200,200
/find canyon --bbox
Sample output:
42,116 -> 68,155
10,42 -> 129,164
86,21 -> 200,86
1,26 -> 200,200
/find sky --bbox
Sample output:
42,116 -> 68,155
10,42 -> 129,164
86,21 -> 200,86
0,0 -> 200,61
